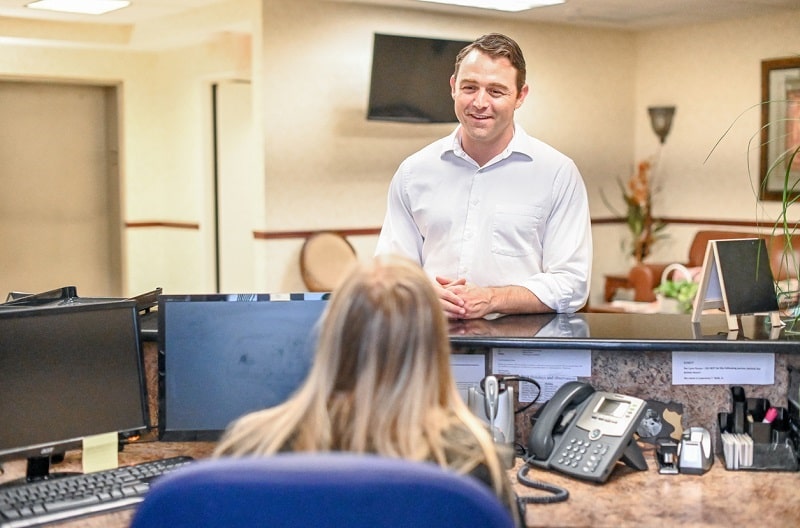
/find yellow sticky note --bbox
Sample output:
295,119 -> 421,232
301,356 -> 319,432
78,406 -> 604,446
82,432 -> 119,473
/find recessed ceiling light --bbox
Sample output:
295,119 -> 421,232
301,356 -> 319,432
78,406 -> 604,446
26,0 -> 131,16
416,0 -> 564,13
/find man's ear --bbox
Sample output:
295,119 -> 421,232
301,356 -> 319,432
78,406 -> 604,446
450,74 -> 457,99
516,83 -> 530,108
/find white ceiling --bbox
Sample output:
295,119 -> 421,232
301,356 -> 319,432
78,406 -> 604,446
341,0 -> 800,30
0,0 -> 797,50
0,1 -> 223,25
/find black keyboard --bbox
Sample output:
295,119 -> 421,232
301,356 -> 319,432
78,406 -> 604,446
0,455 -> 194,528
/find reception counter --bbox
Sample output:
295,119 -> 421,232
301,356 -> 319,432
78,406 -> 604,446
140,310 -> 800,442
141,307 -> 800,351
447,311 -> 800,352
1,310 -> 796,527
442,312 -> 800,450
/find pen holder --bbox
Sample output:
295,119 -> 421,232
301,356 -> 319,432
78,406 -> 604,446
718,395 -> 799,472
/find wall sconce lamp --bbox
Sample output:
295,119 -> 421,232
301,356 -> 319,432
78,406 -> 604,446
648,106 -> 676,144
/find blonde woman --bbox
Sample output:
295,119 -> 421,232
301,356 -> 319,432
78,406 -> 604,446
214,254 -> 521,525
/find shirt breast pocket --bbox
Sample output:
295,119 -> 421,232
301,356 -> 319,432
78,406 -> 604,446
491,205 -> 544,257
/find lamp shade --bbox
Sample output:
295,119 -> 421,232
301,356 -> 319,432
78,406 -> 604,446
648,106 -> 676,144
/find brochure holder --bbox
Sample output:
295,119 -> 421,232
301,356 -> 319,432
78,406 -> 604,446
691,238 -> 783,332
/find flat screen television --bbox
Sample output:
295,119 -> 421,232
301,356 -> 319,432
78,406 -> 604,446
0,301 -> 148,483
157,293 -> 328,441
367,33 -> 470,123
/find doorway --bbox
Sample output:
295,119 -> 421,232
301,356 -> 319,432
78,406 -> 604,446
212,80 -> 256,293
0,81 -> 121,298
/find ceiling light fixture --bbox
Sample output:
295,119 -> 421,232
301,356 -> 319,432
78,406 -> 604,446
26,0 -> 131,16
416,0 -> 564,13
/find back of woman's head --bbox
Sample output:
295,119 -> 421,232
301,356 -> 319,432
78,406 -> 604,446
315,255 -> 452,417
214,255 -> 510,510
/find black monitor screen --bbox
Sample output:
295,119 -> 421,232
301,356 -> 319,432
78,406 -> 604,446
158,294 -> 328,441
0,301 -> 148,478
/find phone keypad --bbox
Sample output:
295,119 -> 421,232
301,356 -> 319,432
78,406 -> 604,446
555,437 -> 610,475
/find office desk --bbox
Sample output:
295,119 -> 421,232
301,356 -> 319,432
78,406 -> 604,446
0,442 -> 215,528
2,441 -> 798,527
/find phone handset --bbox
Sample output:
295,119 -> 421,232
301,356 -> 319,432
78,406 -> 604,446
528,381 -> 595,461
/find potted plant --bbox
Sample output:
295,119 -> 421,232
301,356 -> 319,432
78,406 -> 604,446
653,263 -> 698,314
708,69 -> 800,328
601,159 -> 668,263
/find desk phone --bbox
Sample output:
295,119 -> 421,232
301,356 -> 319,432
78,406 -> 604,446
527,381 -> 648,483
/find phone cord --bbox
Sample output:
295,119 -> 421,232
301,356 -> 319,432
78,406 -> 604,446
516,463 -> 569,504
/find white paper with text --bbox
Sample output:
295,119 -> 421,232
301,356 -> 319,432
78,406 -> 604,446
672,351 -> 774,385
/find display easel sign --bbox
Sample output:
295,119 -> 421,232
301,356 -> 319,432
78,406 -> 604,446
691,238 -> 783,331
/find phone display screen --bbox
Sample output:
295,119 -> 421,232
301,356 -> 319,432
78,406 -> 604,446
596,397 -> 629,418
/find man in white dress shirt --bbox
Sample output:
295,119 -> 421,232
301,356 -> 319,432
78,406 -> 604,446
375,33 -> 592,319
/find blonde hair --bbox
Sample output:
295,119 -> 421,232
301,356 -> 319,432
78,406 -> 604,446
215,255 -> 514,506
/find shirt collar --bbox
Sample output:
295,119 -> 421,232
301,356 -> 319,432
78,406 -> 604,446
441,123 -> 535,162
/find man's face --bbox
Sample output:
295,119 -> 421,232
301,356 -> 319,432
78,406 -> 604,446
450,49 -> 528,153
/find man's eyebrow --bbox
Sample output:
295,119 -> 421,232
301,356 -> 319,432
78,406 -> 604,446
456,76 -> 478,85
457,78 -> 511,91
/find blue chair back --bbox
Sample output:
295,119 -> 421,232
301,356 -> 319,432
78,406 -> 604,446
130,453 -> 515,528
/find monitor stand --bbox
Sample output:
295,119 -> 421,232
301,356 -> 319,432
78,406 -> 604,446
0,454 -> 80,489
0,454 -> 82,488
26,454 -> 82,482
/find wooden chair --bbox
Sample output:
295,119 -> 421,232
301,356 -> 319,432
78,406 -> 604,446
299,231 -> 358,292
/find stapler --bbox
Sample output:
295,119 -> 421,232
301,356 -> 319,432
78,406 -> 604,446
655,438 -> 679,475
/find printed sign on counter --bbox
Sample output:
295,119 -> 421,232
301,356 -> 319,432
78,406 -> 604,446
672,351 -> 775,385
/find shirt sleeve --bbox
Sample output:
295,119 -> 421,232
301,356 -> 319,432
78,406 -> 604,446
518,160 -> 593,313
374,163 -> 424,264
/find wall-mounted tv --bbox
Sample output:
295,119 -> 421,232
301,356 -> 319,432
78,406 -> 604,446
367,33 -> 470,124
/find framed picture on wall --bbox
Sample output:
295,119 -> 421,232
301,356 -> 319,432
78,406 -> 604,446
760,56 -> 800,201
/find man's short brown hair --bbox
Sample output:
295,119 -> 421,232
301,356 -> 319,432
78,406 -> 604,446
453,33 -> 527,93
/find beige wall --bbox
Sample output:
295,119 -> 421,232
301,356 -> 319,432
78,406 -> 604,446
1,1 -> 799,306
125,33 -> 257,295
628,12 -> 800,274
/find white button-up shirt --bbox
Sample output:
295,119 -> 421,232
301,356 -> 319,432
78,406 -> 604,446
375,124 -> 592,313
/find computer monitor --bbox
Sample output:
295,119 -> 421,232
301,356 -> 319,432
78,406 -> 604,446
0,301 -> 148,482
2,286 -> 78,307
157,293 -> 328,441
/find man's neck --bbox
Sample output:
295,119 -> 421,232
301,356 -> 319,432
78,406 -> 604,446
459,128 -> 514,167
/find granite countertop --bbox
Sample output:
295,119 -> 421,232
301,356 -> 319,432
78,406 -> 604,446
511,443 -> 800,527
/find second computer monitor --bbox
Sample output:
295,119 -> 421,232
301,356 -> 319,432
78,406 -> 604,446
157,294 -> 328,441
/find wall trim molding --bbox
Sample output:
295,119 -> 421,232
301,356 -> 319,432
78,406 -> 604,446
127,218 -> 797,239
591,216 -> 798,229
125,221 -> 200,230
253,227 -> 382,240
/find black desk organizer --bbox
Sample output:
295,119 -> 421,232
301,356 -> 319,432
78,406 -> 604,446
718,386 -> 799,471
